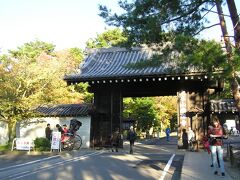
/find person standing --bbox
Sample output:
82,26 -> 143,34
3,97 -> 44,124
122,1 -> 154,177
182,129 -> 188,149
127,126 -> 136,154
188,127 -> 195,151
111,128 -> 120,152
209,116 -> 225,177
56,124 -> 64,134
165,127 -> 171,141
45,124 -> 52,141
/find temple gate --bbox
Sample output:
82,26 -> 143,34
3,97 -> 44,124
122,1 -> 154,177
64,47 -> 223,147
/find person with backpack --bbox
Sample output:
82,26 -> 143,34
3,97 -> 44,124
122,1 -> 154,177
111,127 -> 120,152
209,116 -> 226,177
127,126 -> 137,154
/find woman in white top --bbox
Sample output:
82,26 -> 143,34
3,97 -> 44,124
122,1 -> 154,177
188,127 -> 195,151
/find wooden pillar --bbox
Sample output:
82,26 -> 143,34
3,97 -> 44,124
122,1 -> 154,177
111,90 -> 123,132
177,90 -> 207,149
90,89 -> 122,147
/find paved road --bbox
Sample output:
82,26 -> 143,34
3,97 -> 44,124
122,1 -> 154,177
0,137 -> 183,180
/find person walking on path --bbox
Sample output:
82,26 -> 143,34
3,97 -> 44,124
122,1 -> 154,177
209,116 -> 226,177
127,126 -> 137,154
45,123 -> 52,141
207,125 -> 220,168
111,127 -> 120,152
165,127 -> 171,141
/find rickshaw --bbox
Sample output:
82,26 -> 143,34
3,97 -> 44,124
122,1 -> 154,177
61,119 -> 82,151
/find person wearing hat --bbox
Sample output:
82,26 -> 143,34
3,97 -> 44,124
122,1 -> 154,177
127,126 -> 137,154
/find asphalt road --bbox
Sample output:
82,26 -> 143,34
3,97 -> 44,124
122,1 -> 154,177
0,137 -> 184,180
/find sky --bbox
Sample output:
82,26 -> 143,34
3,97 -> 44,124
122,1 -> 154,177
0,0 -> 239,53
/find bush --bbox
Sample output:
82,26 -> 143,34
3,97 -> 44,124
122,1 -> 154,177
0,144 -> 10,151
34,137 -> 51,151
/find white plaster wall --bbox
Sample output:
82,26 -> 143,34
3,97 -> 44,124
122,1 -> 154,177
19,116 -> 91,148
0,121 -> 8,145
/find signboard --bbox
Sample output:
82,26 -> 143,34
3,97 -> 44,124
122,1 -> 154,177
15,138 -> 33,151
51,131 -> 61,151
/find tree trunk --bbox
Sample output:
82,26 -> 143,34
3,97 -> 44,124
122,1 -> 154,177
226,0 -> 240,51
215,0 -> 240,112
8,120 -> 17,144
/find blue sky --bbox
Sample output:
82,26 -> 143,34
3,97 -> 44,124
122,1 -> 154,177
0,0 -> 239,53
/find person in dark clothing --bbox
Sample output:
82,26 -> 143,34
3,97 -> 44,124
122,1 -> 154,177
182,129 -> 188,149
165,127 -> 171,141
45,124 -> 52,141
56,124 -> 64,134
127,126 -> 137,154
111,128 -> 120,152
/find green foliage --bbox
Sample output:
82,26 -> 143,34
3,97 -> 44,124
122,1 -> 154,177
126,36 -> 227,77
0,40 -> 85,142
73,83 -> 93,103
211,80 -> 232,99
0,144 -> 10,151
123,97 -> 156,132
86,28 -> 127,48
69,48 -> 84,63
9,40 -> 55,61
34,137 -> 51,151
153,96 -> 178,131
123,96 -> 177,133
99,0 -> 214,46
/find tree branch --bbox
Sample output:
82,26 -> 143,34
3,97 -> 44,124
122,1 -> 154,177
202,8 -> 231,17
160,1 -> 206,26
0,114 -> 8,122
194,23 -> 220,36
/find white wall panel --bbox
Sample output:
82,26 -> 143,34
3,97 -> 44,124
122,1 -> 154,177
19,116 -> 91,148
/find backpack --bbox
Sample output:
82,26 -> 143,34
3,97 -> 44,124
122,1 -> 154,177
127,131 -> 136,141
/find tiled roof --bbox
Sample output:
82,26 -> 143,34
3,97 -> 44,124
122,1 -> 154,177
64,47 -> 204,82
210,99 -> 238,113
36,104 -> 91,117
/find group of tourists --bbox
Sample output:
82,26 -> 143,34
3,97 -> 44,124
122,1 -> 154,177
181,127 -> 196,150
165,126 -> 196,151
111,125 -> 137,154
45,123 -> 73,142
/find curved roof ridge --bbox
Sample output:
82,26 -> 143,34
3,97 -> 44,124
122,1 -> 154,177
85,45 -> 154,54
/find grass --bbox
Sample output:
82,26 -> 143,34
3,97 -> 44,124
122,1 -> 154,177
0,144 -> 10,151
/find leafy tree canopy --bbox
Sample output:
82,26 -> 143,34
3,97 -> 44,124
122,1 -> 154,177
99,0 -> 215,46
9,40 -> 55,61
0,40 -> 85,142
86,28 -> 127,48
123,96 -> 177,133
